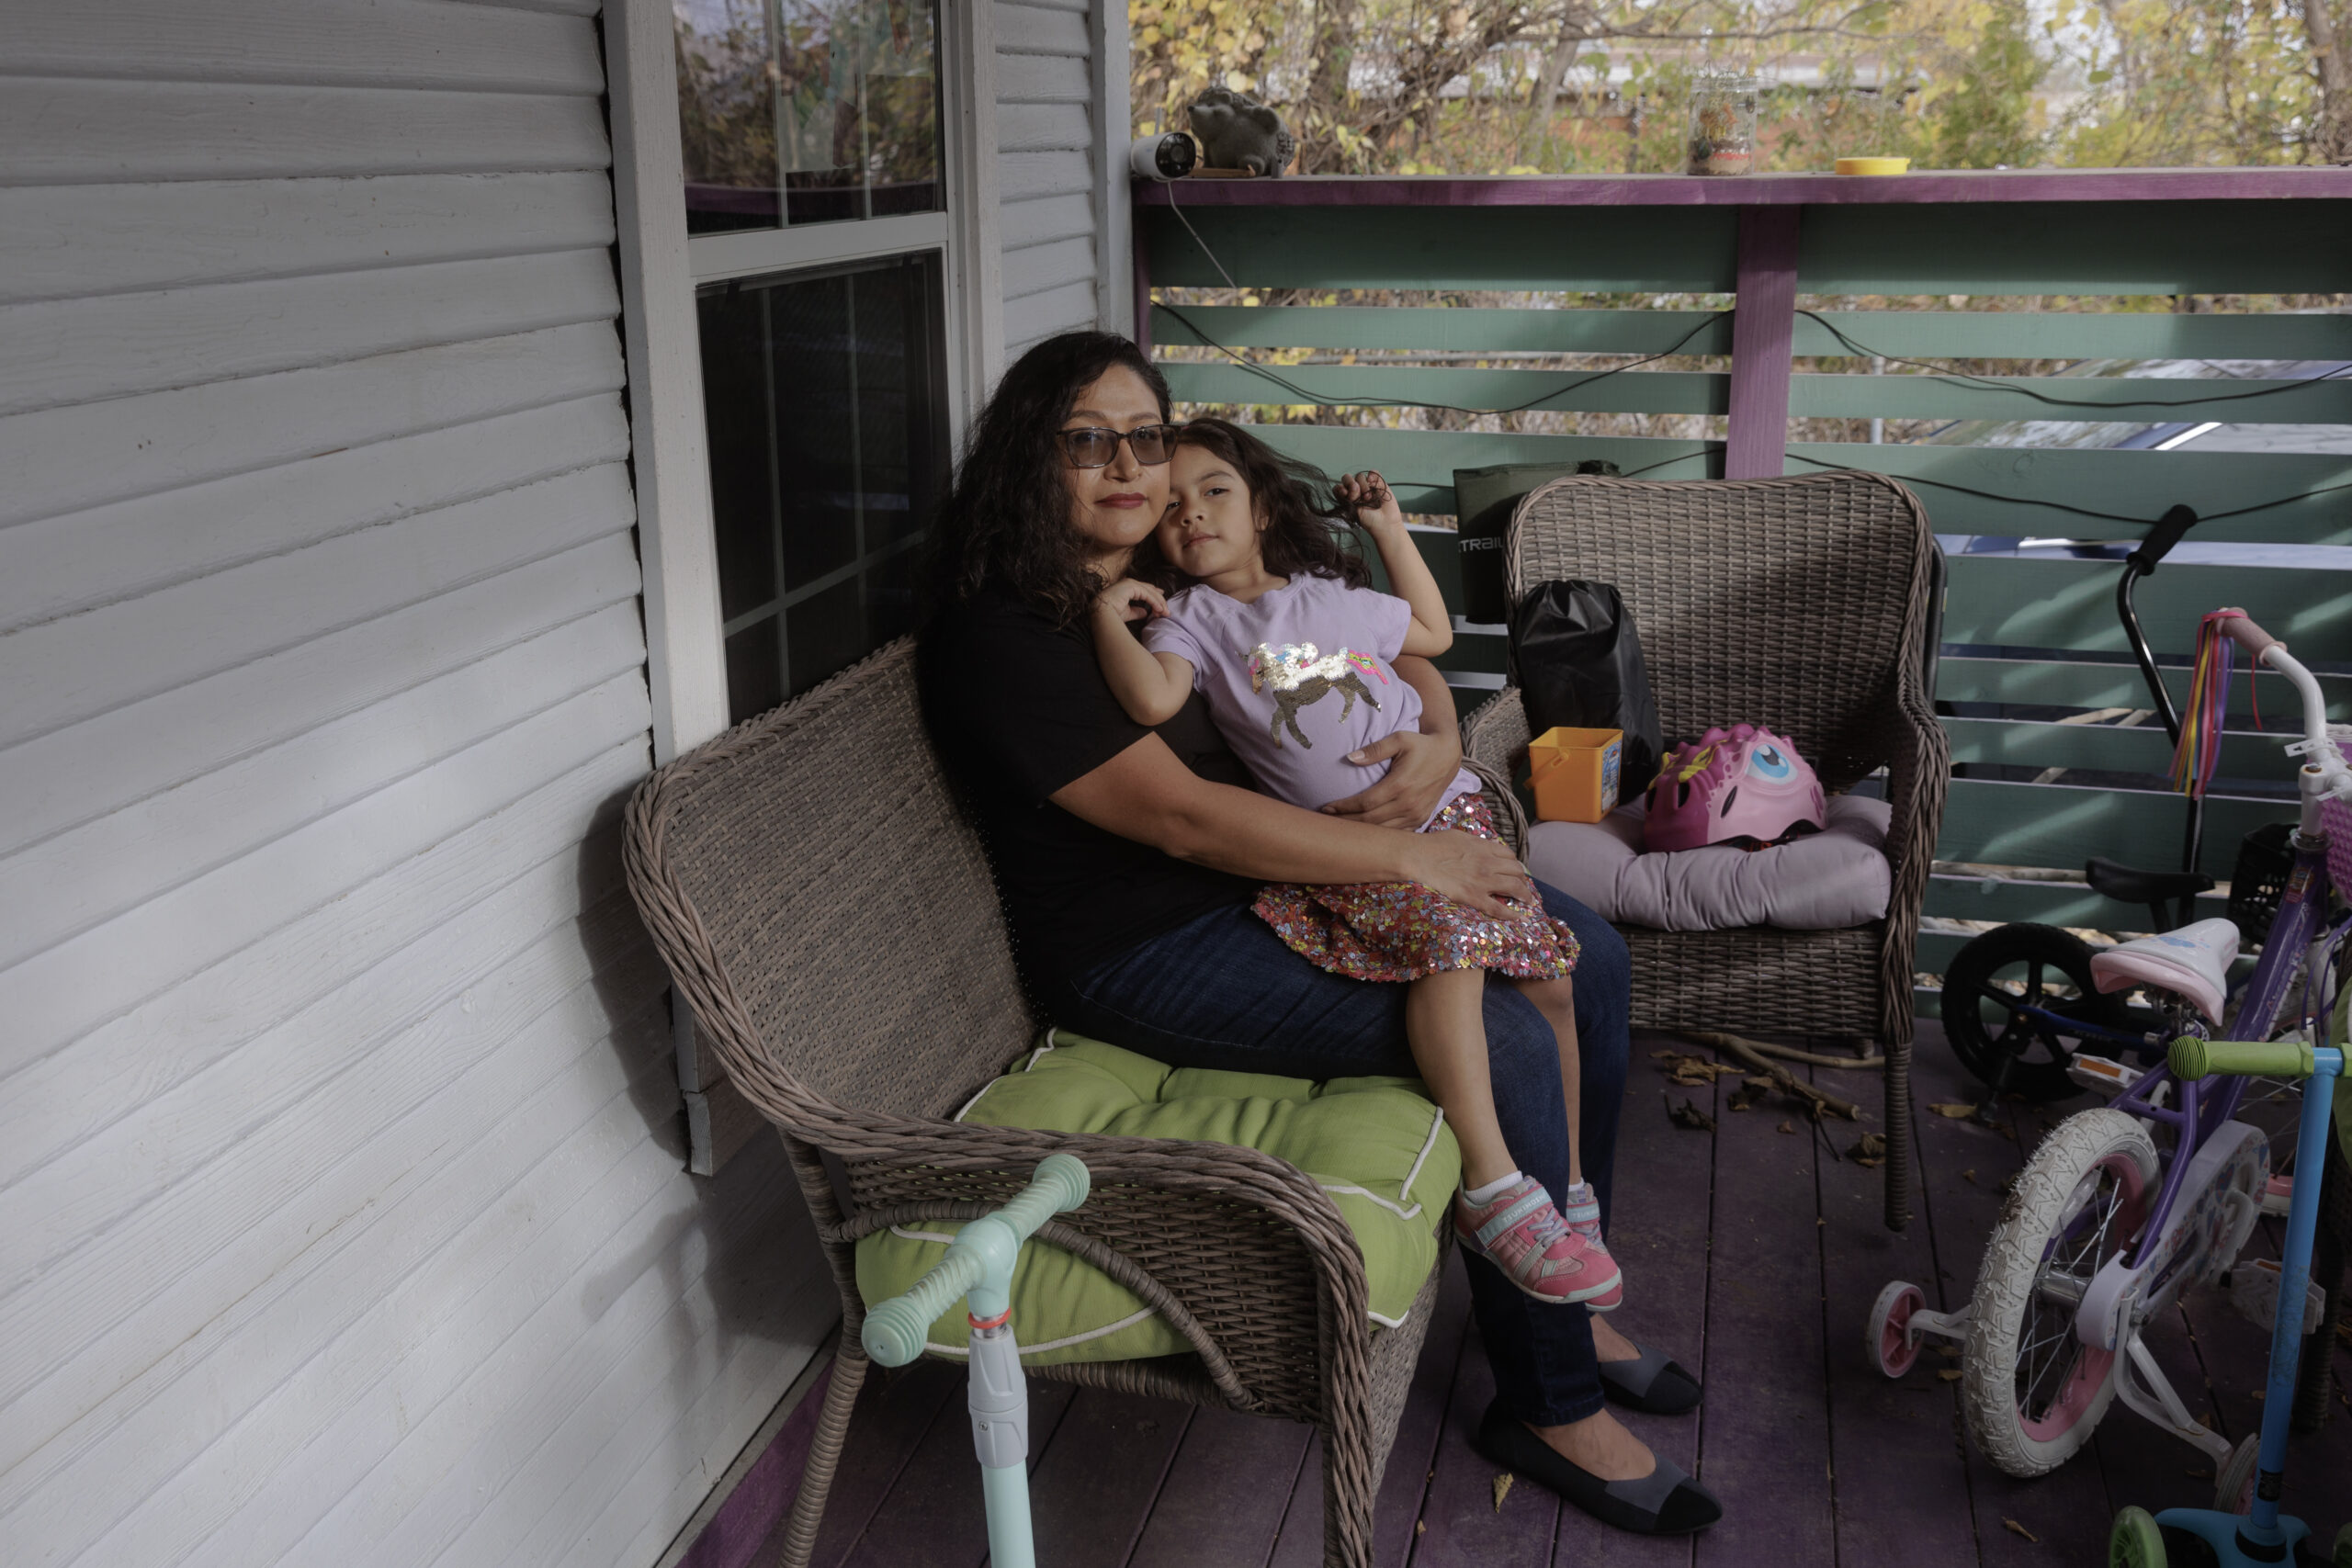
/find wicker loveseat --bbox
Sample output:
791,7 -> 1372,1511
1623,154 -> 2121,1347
1462,470 -> 1950,1231
622,639 -> 1453,1568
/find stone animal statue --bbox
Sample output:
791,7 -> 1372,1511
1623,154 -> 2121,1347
1187,85 -> 1295,176
1248,642 -> 1385,749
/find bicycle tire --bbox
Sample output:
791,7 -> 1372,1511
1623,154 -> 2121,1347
1941,923 -> 2133,1102
1965,1108 -> 2159,1476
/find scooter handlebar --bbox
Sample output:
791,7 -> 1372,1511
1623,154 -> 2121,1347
2170,1035 -> 2317,1081
859,1155 -> 1092,1369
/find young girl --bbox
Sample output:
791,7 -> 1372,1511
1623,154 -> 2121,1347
1089,419 -> 1621,1310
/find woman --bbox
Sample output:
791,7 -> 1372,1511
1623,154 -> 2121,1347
916,332 -> 1720,1536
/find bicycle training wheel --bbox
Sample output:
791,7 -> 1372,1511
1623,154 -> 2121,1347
1965,1108 -> 2159,1476
1941,923 -> 2132,1102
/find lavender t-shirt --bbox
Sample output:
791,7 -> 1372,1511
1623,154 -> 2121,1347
1140,573 -> 1479,825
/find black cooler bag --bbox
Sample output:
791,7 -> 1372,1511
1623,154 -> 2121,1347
1509,580 -> 1664,796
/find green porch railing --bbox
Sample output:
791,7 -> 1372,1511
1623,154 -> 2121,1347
1132,172 -> 2352,994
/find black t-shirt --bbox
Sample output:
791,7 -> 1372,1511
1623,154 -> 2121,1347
918,589 -> 1256,998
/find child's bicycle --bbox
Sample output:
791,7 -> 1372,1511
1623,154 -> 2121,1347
1871,611 -> 2352,1488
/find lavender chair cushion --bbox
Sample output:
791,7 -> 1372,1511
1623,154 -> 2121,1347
1524,794 -> 1893,932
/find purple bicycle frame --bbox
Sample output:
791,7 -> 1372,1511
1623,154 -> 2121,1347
2107,832 -> 2340,1269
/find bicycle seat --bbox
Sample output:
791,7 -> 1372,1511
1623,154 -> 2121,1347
2083,857 -> 2215,908
2088,917 -> 2240,1024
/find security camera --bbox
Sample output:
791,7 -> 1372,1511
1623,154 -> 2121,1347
1128,132 -> 1198,182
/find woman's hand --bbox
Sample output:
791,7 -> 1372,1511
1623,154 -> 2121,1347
1320,726 -> 1463,828
1407,829 -> 1537,919
1094,576 -> 1166,626
1334,469 -> 1408,534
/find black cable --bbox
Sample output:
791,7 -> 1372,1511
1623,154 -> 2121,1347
1793,309 -> 2352,412
1153,299 -> 1736,416
1782,448 -> 2352,527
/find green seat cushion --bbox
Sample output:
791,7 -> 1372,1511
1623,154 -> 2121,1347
854,1031 -> 1461,1367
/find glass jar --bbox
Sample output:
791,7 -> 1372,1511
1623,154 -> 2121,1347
1687,73 -> 1759,176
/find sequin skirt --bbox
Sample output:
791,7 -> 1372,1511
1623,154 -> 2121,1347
1253,792 -> 1580,984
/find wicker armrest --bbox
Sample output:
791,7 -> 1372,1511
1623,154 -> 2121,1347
1860,653 -> 1950,1036
1461,686 -> 1532,774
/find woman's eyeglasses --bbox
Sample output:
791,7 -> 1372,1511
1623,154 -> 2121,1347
1057,423 -> 1182,468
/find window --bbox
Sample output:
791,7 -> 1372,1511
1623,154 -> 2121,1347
699,252 -> 949,718
604,0 -> 1002,762
662,0 -> 966,728
673,0 -> 944,234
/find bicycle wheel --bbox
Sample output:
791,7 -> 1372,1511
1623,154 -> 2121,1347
1965,1108 -> 2159,1475
1941,923 -> 2133,1102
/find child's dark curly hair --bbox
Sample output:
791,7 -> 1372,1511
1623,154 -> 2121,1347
1133,417 -> 1372,592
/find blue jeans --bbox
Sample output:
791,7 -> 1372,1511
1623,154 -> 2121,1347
1050,881 -> 1631,1427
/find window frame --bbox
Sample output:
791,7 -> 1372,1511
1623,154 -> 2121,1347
605,0 -> 1002,763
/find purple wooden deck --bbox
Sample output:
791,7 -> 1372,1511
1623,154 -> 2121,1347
701,1023 -> 2352,1568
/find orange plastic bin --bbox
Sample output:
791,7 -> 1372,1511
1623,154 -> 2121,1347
1528,727 -> 1625,823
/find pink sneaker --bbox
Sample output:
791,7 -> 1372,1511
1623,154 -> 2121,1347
1454,1178 -> 1623,1310
1561,1183 -> 1605,1247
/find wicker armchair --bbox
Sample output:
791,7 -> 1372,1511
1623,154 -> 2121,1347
1462,470 -> 1950,1231
623,638 -> 1448,1568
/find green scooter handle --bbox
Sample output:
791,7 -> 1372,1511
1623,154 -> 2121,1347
861,1153 -> 1091,1367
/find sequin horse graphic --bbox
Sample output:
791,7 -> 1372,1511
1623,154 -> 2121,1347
1247,642 -> 1387,749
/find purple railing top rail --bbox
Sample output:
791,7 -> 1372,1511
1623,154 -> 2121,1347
1134,168 -> 2352,208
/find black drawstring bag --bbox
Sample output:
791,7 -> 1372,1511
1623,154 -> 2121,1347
1510,580 -> 1663,797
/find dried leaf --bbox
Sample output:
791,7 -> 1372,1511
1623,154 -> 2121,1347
1847,1132 -> 1889,1163
1654,1051 -> 1740,1084
1416,1520 -> 1426,1536
2004,1517 -> 2040,1544
1929,1102 -> 1980,1119
1726,1079 -> 1770,1113
1938,1369 -> 1962,1382
1665,1093 -> 1716,1133
1493,1472 -> 1514,1511
1962,1168 -> 1978,1185
2185,1467 -> 2212,1480
1777,1120 -> 1797,1134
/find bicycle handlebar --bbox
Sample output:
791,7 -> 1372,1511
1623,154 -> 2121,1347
2170,1035 -> 2317,1080
2214,609 -> 2283,663
860,1154 -> 1091,1368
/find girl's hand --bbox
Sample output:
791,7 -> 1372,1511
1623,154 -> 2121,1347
1407,829 -> 1538,919
1095,577 -> 1167,626
1334,469 -> 1407,534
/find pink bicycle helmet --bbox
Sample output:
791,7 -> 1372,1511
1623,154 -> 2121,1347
1644,724 -> 1826,852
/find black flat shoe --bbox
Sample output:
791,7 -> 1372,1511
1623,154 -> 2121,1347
1598,1341 -> 1702,1415
1474,1401 -> 1723,1535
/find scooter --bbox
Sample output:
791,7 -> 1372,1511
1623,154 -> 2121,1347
860,1154 -> 1091,1568
2109,1033 -> 2352,1568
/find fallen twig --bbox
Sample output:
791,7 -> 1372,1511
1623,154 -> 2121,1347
1681,1029 -> 1884,1071
1679,1032 -> 1862,1120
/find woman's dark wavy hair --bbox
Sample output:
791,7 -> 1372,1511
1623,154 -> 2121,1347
921,331 -> 1171,627
1131,417 -> 1371,593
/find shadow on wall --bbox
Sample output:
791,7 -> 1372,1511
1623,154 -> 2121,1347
564,784 -> 834,1539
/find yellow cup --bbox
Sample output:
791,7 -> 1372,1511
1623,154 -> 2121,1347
1835,156 -> 1911,176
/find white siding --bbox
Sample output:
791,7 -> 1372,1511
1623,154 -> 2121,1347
0,4 -> 828,1565
996,0 -> 1122,354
